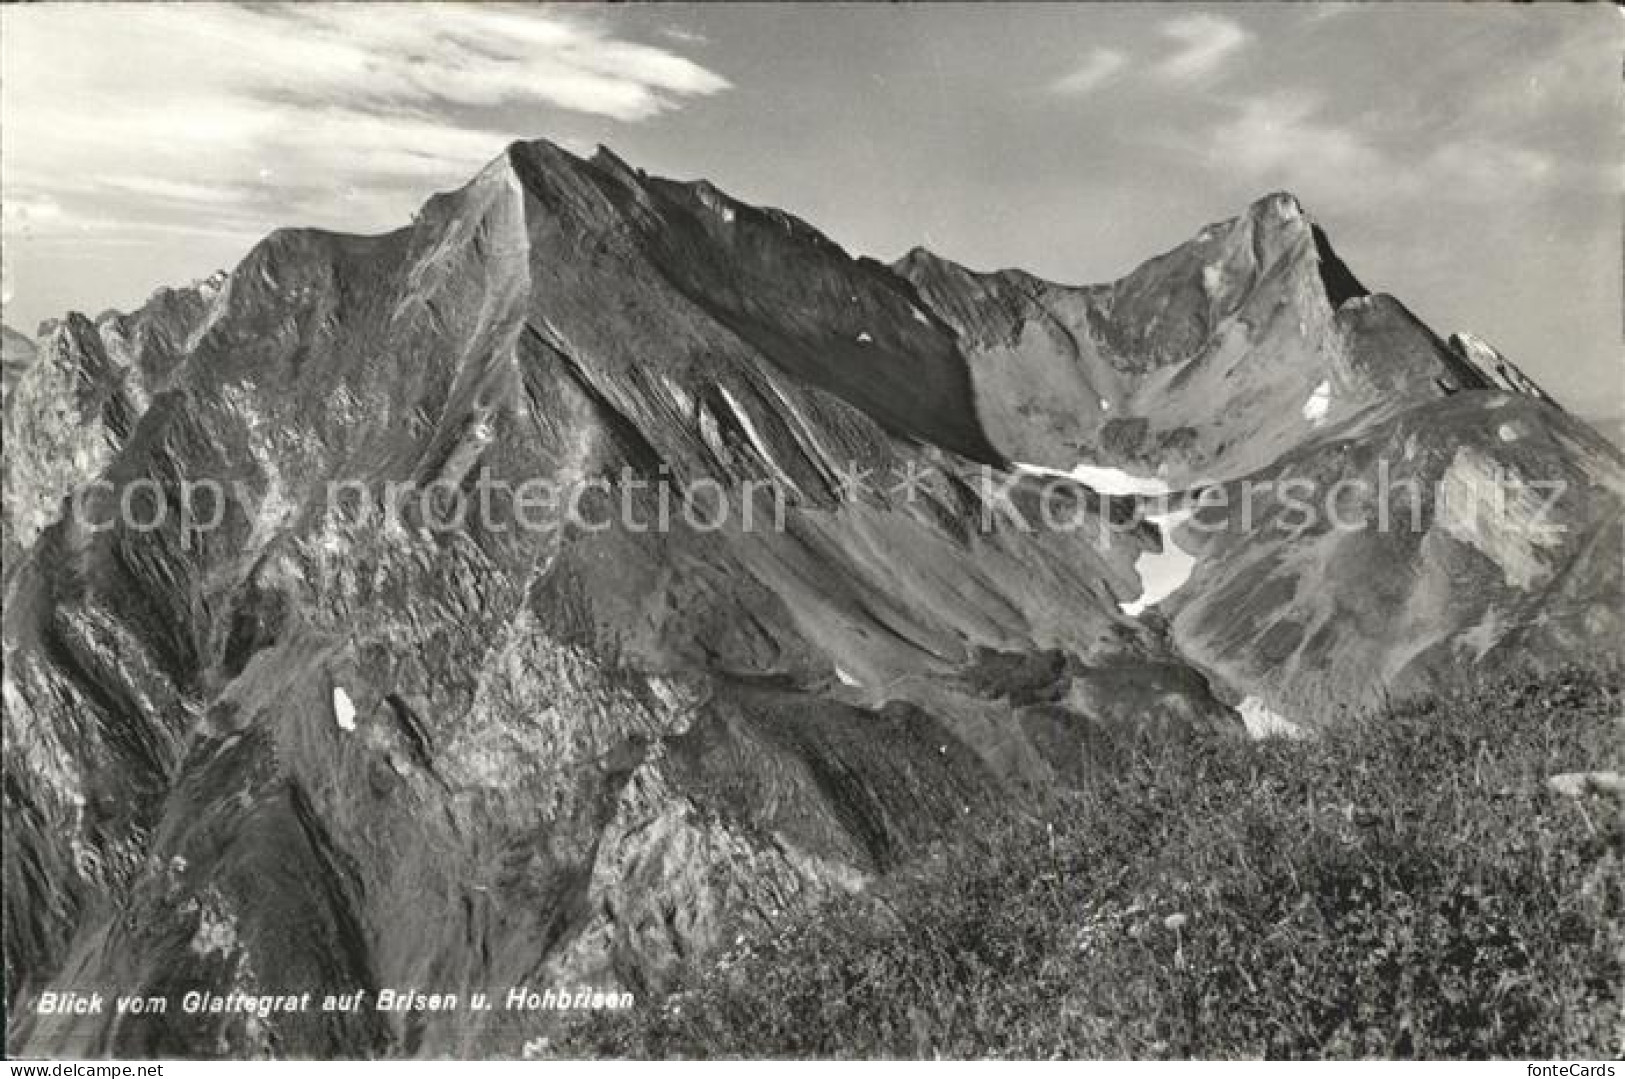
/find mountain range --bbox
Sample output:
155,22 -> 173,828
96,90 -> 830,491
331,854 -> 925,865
3,139 -> 1619,1058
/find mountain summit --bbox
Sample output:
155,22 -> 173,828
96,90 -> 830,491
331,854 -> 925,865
895,190 -> 1500,482
4,139 -> 1618,1058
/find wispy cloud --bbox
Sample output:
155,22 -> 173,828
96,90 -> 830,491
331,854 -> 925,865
1207,93 -> 1557,209
1422,139 -> 1555,200
0,194 -> 64,228
276,6 -> 730,122
1053,15 -> 1248,101
1305,3 -> 1360,22
0,4 -> 730,250
659,25 -> 710,46
1155,14 -> 1251,82
1212,95 -> 1384,180
1052,47 -> 1128,95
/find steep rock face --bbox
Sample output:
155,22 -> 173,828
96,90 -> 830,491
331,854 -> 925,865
94,270 -> 229,395
2,274 -> 226,572
897,193 -> 1487,484
4,141 -> 1232,1058
2,315 -> 144,565
1163,391 -> 1623,723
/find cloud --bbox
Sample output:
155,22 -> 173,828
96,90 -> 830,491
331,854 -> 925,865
99,176 -> 269,208
1207,94 -> 1558,210
273,6 -> 730,121
1050,17 -> 1247,98
1423,139 -> 1555,199
1305,3 -> 1360,21
1213,96 -> 1385,181
0,194 -> 64,228
1052,47 -> 1128,95
660,26 -> 710,46
0,4 -> 730,251
1155,14 -> 1251,82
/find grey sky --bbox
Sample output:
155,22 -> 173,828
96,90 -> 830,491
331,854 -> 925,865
2,3 -> 1619,430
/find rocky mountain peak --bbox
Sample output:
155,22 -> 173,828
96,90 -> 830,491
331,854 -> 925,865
1226,191 -> 1367,309
1234,190 -> 1329,240
589,141 -> 644,181
3,311 -> 142,562
889,189 -> 1420,479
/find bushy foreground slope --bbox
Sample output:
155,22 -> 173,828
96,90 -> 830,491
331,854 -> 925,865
559,666 -> 1622,1059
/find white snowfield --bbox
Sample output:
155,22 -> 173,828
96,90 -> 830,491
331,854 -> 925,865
1071,464 -> 1170,498
332,687 -> 357,732
1303,380 -> 1332,424
1119,508 -> 1197,616
1012,462 -> 1195,614
1014,461 -> 1170,497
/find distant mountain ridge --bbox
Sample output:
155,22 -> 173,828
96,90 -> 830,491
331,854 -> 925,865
1,323 -> 37,396
2,272 -> 227,573
3,139 -> 1618,1059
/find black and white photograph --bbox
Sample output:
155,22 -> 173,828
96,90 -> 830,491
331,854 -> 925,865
1,0 -> 1621,1065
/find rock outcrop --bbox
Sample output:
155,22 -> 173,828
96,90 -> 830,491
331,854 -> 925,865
1448,331 -> 1557,405
3,314 -> 143,565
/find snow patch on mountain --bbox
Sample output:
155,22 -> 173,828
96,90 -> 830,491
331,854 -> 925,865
1303,380 -> 1332,425
1015,461 -> 1170,497
1009,461 -> 1193,612
1073,464 -> 1171,497
1120,508 -> 1197,616
332,687 -> 357,732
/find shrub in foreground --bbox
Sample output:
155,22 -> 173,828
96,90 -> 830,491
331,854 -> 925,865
558,666 -> 1622,1058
